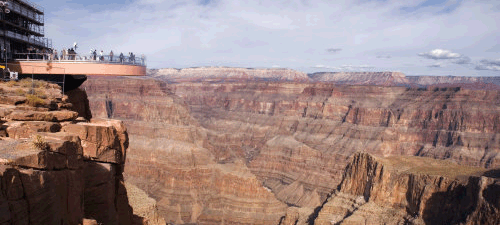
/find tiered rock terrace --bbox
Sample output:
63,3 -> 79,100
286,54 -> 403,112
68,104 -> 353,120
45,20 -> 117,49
169,80 -> 500,208
82,77 -> 287,224
82,70 -> 500,224
150,67 -> 310,82
0,79 -> 156,225
308,72 -> 409,86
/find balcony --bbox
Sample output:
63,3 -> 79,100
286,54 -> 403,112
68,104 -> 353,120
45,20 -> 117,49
6,0 -> 44,25
1,30 -> 51,48
9,53 -> 147,77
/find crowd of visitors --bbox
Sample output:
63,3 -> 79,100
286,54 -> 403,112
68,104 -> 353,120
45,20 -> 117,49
19,45 -> 145,65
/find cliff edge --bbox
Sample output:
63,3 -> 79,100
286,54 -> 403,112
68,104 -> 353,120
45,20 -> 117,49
0,79 -> 156,225
311,152 -> 500,224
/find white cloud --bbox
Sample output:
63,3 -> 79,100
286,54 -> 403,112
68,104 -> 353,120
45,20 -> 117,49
480,59 -> 500,66
418,49 -> 462,60
475,59 -> 500,71
454,56 -> 471,64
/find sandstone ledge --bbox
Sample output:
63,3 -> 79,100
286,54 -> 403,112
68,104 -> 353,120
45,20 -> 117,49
0,79 -> 145,225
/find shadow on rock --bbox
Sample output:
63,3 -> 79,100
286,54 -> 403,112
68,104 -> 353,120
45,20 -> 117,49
84,161 -> 132,225
483,169 -> 500,179
421,178 -> 479,225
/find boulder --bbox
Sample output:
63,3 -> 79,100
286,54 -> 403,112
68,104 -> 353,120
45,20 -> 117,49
7,110 -> 78,122
5,121 -> 61,139
63,120 -> 127,164
0,95 -> 26,105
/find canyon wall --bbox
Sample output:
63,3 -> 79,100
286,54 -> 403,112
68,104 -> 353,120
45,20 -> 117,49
82,73 -> 500,224
308,72 -> 409,86
150,67 -> 310,82
407,76 -> 500,90
150,67 -> 500,90
170,81 -> 500,208
0,80 -> 139,224
312,152 -> 499,224
82,77 -> 287,224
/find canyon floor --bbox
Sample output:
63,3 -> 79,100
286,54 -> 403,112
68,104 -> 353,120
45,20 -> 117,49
77,69 -> 500,225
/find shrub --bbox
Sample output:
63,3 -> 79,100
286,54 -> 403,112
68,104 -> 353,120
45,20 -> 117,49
6,80 -> 17,87
27,88 -> 48,99
31,134 -> 48,151
19,78 -> 33,88
32,80 -> 48,88
26,94 -> 45,107
36,90 -> 48,99
15,88 -> 26,95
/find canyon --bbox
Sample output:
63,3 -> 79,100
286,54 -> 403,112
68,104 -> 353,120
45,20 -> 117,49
2,68 -> 496,224
78,68 -> 500,224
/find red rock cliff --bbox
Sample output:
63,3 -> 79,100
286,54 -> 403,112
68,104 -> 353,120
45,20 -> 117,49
314,152 -> 500,224
170,81 -> 500,209
82,77 -> 287,224
0,79 -> 137,224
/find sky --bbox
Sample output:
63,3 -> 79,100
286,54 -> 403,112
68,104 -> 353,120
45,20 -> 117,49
31,0 -> 500,76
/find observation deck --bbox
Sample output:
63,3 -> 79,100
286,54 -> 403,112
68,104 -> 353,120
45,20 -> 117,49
7,53 -> 146,76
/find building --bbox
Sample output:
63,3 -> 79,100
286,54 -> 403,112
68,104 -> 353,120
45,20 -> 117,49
0,0 -> 146,91
0,0 -> 51,61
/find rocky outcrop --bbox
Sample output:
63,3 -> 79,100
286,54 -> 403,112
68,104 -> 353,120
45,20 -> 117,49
407,76 -> 500,90
83,77 -> 288,224
308,72 -> 500,90
149,67 -> 310,82
125,182 -> 166,225
0,79 -> 140,224
314,152 -> 500,224
309,72 -> 409,86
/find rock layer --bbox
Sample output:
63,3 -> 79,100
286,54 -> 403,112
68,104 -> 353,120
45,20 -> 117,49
82,75 -> 500,224
83,77 -> 287,224
150,67 -> 310,82
314,152 -> 500,224
0,79 -> 145,225
170,81 -> 500,208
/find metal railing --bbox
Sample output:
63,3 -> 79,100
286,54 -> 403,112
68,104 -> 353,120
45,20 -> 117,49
3,30 -> 51,48
13,52 -> 147,66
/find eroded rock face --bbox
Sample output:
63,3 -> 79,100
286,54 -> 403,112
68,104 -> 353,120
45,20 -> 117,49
0,79 -> 138,225
314,153 -> 500,225
83,77 -> 288,224
83,75 -> 500,224
150,67 -> 310,82
169,81 -> 500,208
125,182 -> 166,225
309,72 -> 409,86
